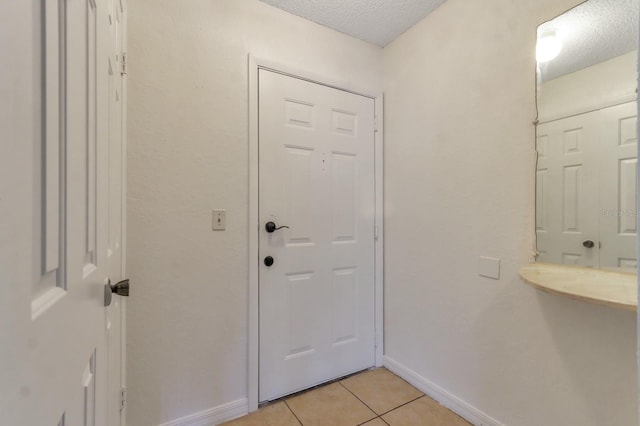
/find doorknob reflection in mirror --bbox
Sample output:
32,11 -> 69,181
265,221 -> 290,233
583,240 -> 595,249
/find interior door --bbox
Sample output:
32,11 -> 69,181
598,101 -> 638,270
1,1 -> 126,425
105,1 -> 127,425
536,112 -> 600,266
258,69 -> 376,401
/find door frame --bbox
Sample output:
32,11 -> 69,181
248,55 -> 384,411
119,5 -> 129,423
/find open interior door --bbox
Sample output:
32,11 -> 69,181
1,1 -> 127,424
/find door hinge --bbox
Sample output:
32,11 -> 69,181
374,116 -> 379,132
120,387 -> 126,411
121,53 -> 127,76
374,225 -> 379,241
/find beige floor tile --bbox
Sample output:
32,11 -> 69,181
340,368 -> 423,415
382,396 -> 471,426
286,382 -> 377,426
219,401 -> 300,426
360,418 -> 388,426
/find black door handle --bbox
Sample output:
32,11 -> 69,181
104,278 -> 130,306
264,256 -> 274,267
265,221 -> 290,233
583,240 -> 595,248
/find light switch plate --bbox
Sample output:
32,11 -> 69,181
478,256 -> 500,280
212,210 -> 226,231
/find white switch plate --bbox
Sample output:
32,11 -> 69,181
212,210 -> 226,231
478,256 -> 500,280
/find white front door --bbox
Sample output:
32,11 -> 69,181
1,1 -> 126,425
258,69 -> 376,401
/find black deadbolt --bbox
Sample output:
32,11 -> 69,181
583,240 -> 595,248
264,256 -> 274,267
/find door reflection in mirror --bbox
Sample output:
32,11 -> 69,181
535,0 -> 639,271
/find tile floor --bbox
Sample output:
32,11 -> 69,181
220,368 -> 471,426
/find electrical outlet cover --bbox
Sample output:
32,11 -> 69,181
478,256 -> 500,280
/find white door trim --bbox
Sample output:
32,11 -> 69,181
248,55 -> 384,412
120,4 -> 129,423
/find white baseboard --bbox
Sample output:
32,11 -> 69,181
157,398 -> 248,426
383,356 -> 504,426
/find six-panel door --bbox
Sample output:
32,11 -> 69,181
536,112 -> 600,267
536,101 -> 638,269
258,70 -> 376,401
1,1 -> 126,424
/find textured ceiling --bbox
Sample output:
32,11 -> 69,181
538,0 -> 639,81
259,0 -> 447,47
259,0 -> 638,78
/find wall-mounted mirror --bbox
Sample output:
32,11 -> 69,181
535,0 -> 639,271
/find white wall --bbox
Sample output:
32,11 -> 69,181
128,0 -> 639,424
126,1 -> 382,425
383,0 -> 638,425
538,50 -> 638,121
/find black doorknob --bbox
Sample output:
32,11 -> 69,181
264,256 -> 274,267
265,221 -> 290,233
104,278 -> 130,306
583,240 -> 595,248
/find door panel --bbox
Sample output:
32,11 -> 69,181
599,101 -> 638,269
1,1 -> 126,424
258,70 -> 375,401
536,101 -> 638,270
536,112 -> 600,266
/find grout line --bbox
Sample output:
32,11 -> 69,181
248,369 -> 466,426
338,381 -> 380,421
283,400 -> 303,426
262,368 -> 395,425
356,417 -> 386,426
266,367 -> 373,405
377,395 -> 425,417
338,371 -> 426,419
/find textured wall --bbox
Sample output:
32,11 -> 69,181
538,50 -> 637,121
128,0 -> 639,424
126,1 -> 382,425
383,0 -> 638,425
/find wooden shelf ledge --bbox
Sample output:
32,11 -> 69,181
519,263 -> 637,311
